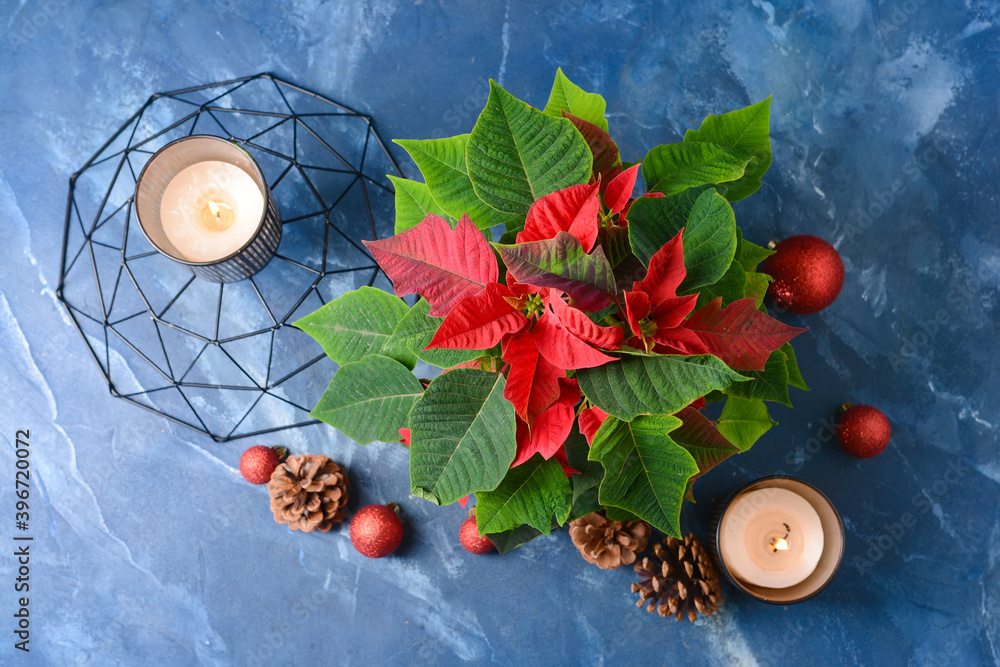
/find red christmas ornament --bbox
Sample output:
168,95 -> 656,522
350,504 -> 404,558
459,511 -> 494,555
762,235 -> 844,314
239,445 -> 287,484
836,404 -> 892,458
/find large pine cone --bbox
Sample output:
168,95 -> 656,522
268,455 -> 349,533
569,512 -> 651,569
632,534 -> 722,621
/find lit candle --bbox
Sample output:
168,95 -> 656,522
159,161 -> 264,262
719,487 -> 824,588
714,477 -> 845,604
134,135 -> 282,283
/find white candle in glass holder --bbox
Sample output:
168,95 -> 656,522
719,487 -> 824,589
159,161 -> 264,262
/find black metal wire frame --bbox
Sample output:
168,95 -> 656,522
56,73 -> 402,442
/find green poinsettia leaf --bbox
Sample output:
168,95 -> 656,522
383,298 -> 483,369
735,230 -> 775,272
723,349 -> 792,406
695,229 -> 771,307
395,135 -> 516,230
563,426 -> 594,474
497,226 -> 522,245
745,272 -> 772,307
695,259 -> 746,308
627,186 -> 705,265
642,142 -> 753,197
309,355 -> 424,445
603,507 -> 642,522
626,188 -> 737,292
569,478 -> 604,521
542,67 -> 609,132
672,407 -> 740,471
596,225 -> 633,269
782,342 -> 809,391
408,369 -> 516,505
703,390 -> 727,404
563,427 -> 604,520
716,396 -> 777,452
475,455 -> 572,536
486,524 -> 545,554
672,406 -> 741,501
589,415 -> 699,538
683,97 -> 772,201
677,189 -> 738,292
467,80 -> 592,215
388,175 -> 452,234
292,287 -> 416,369
577,354 -> 748,422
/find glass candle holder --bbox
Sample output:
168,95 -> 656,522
711,476 -> 844,604
134,135 -> 282,283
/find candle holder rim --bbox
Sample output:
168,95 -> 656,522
133,134 -> 272,267
714,475 -> 845,605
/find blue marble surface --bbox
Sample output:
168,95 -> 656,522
1,0 -> 998,664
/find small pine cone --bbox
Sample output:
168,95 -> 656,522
568,512 -> 651,569
631,534 -> 723,622
268,455 -> 349,533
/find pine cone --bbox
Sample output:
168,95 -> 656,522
569,512 -> 651,569
632,534 -> 722,621
268,455 -> 349,533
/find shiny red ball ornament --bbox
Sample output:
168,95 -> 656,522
762,235 -> 844,314
459,513 -> 494,555
836,404 -> 892,458
239,445 -> 287,484
350,503 -> 404,558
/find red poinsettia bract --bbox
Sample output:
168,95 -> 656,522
368,172 -> 803,485
621,230 -> 707,355
363,213 -> 496,317
428,275 -> 622,471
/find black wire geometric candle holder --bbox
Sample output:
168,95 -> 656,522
56,73 -> 401,441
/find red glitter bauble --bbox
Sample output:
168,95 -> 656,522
836,405 -> 892,458
239,445 -> 286,485
350,504 -> 404,558
762,235 -> 844,314
459,514 -> 494,555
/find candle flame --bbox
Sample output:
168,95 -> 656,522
199,198 -> 235,232
770,523 -> 791,552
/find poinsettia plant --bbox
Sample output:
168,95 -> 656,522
294,70 -> 809,552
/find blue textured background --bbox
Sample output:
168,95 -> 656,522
1,0 -> 998,664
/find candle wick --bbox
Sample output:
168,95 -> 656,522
770,524 -> 791,552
